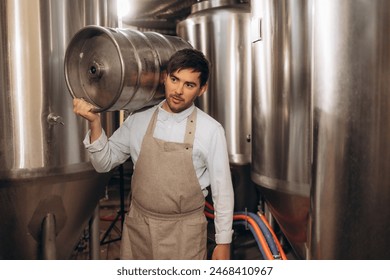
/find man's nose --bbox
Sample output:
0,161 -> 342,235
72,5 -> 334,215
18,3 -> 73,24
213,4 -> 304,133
175,83 -> 184,95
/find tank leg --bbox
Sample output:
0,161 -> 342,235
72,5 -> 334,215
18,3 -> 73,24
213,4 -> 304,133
89,204 -> 100,260
42,213 -> 57,260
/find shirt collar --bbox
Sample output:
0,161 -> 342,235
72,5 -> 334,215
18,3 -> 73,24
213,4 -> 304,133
157,100 -> 195,123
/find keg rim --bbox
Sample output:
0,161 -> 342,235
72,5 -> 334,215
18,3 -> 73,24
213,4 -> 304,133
64,25 -> 125,113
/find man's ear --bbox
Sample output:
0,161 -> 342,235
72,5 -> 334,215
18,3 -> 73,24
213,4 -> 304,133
199,83 -> 208,97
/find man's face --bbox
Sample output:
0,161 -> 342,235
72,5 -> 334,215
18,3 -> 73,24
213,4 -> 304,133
162,68 -> 207,113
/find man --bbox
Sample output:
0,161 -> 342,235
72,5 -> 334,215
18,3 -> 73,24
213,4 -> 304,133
73,48 -> 234,260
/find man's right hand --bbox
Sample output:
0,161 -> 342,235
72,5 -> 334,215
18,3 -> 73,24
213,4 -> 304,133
73,98 -> 99,122
73,98 -> 102,143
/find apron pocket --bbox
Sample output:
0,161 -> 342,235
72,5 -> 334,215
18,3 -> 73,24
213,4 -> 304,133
124,215 -> 153,259
178,216 -> 207,260
151,216 -> 207,260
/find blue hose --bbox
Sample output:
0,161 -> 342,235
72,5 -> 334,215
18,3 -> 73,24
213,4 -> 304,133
204,204 -> 280,259
233,220 -> 269,260
235,211 -> 280,258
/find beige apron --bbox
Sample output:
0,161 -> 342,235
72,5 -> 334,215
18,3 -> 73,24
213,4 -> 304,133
120,108 -> 207,260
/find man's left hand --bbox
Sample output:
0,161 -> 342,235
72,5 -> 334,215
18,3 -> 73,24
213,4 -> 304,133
211,244 -> 231,260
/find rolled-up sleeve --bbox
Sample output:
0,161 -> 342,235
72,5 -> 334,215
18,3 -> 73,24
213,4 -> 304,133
83,129 -> 108,152
83,122 -> 132,173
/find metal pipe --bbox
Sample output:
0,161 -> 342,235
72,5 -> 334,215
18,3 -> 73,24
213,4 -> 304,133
89,205 -> 101,260
41,213 -> 57,260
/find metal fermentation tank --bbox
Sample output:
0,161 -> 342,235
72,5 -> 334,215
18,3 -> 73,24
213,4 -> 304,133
177,0 -> 258,212
0,0 -> 117,259
251,0 -> 390,259
177,0 -> 251,166
251,0 -> 311,258
310,0 -> 390,259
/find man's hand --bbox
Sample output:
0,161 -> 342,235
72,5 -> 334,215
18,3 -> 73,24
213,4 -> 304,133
73,98 -> 99,122
73,98 -> 102,143
211,244 -> 231,260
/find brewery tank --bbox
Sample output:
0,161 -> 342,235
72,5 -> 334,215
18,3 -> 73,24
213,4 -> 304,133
0,0 -> 117,259
177,0 -> 258,212
177,0 -> 251,166
250,0 -> 312,258
310,0 -> 390,259
251,0 -> 390,259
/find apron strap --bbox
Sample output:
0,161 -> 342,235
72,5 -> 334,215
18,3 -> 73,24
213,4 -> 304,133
145,106 -> 198,145
184,109 -> 197,144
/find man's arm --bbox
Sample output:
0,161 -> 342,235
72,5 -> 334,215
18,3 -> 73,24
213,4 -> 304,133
73,98 -> 132,172
207,124 -> 235,260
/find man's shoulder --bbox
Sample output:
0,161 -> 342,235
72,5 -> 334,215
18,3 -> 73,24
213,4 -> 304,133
130,105 -> 156,119
123,105 -> 156,128
195,107 -> 223,131
134,104 -> 157,115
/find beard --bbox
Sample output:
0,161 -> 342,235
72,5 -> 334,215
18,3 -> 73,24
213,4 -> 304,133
165,94 -> 190,113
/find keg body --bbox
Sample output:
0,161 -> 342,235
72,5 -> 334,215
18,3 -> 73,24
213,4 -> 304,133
65,26 -> 192,112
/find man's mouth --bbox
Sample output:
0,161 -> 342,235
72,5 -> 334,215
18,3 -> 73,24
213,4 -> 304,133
171,95 -> 183,103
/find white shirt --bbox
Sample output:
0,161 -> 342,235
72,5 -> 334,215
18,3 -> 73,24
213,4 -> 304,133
84,101 -> 234,244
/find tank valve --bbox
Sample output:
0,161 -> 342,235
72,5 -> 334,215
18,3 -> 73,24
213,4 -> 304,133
47,113 -> 64,126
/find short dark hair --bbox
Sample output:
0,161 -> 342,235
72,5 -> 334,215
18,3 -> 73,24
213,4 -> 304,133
166,48 -> 210,87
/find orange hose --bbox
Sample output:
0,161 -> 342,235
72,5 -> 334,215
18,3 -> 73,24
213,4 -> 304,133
257,212 -> 288,260
204,201 -> 275,260
233,214 -> 275,260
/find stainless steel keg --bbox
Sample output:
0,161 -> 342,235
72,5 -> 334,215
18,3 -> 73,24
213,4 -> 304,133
65,25 -> 192,112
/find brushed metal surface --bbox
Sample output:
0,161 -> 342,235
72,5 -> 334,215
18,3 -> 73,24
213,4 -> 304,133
250,0 -> 311,259
0,0 -> 117,259
310,0 -> 390,259
65,26 -> 192,112
177,0 -> 252,165
251,0 -> 390,259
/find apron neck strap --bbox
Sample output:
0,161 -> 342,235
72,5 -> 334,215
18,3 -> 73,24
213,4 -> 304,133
183,108 -> 197,144
145,106 -> 198,145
